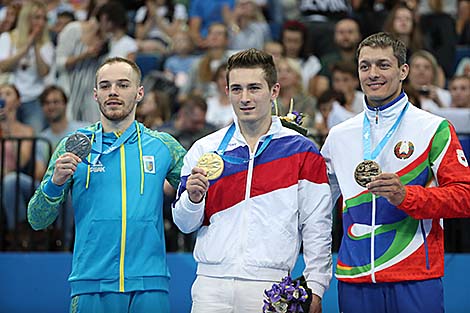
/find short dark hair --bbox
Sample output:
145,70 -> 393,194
40,85 -> 68,105
226,48 -> 277,88
96,2 -> 127,30
331,61 -> 358,77
356,32 -> 407,66
96,57 -> 142,87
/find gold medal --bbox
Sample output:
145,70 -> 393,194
197,152 -> 224,180
354,160 -> 382,188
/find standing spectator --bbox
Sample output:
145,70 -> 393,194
224,0 -> 271,50
456,0 -> 470,45
188,0 -> 235,49
321,32 -> 470,313
0,0 -> 54,133
96,1 -> 138,61
173,48 -> 333,313
55,1 -> 108,123
28,57 -> 186,313
134,0 -> 188,54
49,10 -> 75,46
135,89 -> 172,130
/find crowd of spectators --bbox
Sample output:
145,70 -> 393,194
0,0 -> 469,252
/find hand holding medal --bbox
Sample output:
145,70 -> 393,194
354,160 -> 382,188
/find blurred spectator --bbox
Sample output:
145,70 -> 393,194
96,1 -> 137,61
274,57 -> 317,133
449,75 -> 470,108
318,18 -> 362,80
420,0 -> 458,78
408,50 -> 451,111
136,89 -> 171,129
263,40 -> 283,64
55,0 -> 108,123
281,20 -> 322,91
159,94 -> 217,150
330,61 -> 364,113
456,0 -> 470,45
224,0 -> 271,50
455,57 -> 470,77
163,30 -> 198,89
352,0 -> 394,38
205,63 -> 234,129
314,88 -> 353,140
188,0 -> 235,49
44,0 -> 74,28
0,2 -> 20,34
180,23 -> 232,101
383,3 -> 423,59
299,0 -> 350,58
134,0 -> 188,54
49,10 -> 75,46
0,83 -> 34,232
0,0 -> 54,133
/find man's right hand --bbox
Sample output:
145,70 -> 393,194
186,167 -> 209,203
51,152 -> 81,186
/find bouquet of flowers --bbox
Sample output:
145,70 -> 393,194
263,275 -> 312,313
275,99 -> 308,136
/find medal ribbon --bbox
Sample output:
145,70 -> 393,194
79,121 -> 139,165
362,102 -> 409,160
215,123 -> 273,164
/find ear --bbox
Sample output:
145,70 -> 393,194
271,83 -> 280,100
93,88 -> 98,101
400,64 -> 409,82
136,86 -> 144,103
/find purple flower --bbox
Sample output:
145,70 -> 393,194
263,276 -> 309,313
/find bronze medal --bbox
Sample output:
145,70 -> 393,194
354,160 -> 382,188
197,152 -> 224,180
65,132 -> 92,160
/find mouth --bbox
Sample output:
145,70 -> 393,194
367,82 -> 386,90
105,99 -> 123,107
239,106 -> 255,113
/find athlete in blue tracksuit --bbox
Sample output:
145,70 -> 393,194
28,57 -> 186,313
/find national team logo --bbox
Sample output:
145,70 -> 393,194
143,156 -> 156,174
457,149 -> 468,167
394,141 -> 414,159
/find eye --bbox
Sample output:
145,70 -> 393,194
98,83 -> 110,90
249,85 -> 261,91
118,82 -> 130,88
379,63 -> 391,70
230,86 -> 242,94
359,64 -> 369,71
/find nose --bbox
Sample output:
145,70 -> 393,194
240,88 -> 250,105
109,84 -> 119,97
369,64 -> 380,79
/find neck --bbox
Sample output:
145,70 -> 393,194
101,118 -> 135,133
50,117 -> 69,134
238,117 -> 271,150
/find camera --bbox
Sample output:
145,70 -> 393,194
418,86 -> 430,96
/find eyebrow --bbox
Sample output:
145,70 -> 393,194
98,79 -> 131,85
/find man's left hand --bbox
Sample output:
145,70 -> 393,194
309,294 -> 322,313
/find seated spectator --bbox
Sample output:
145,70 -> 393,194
136,89 -> 172,130
134,0 -> 188,54
330,61 -> 364,114
96,2 -> 137,61
0,2 -> 20,34
0,0 -> 54,133
224,0 -> 271,50
159,95 -> 217,150
314,89 -> 353,141
456,0 -> 470,45
0,84 -> 34,233
274,57 -> 317,134
205,63 -> 234,129
383,3 -> 423,60
408,50 -> 451,112
163,30 -> 198,89
263,40 -> 283,65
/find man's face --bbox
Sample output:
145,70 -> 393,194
358,46 -> 408,107
449,77 -> 470,108
227,67 -> 279,125
206,24 -> 228,49
42,90 -> 67,123
94,62 -> 143,123
335,19 -> 361,51
181,107 -> 206,132
393,8 -> 413,36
